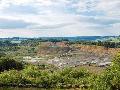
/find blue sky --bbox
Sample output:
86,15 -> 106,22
0,0 -> 120,37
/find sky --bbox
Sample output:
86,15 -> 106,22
0,0 -> 120,37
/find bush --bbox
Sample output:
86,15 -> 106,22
0,57 -> 23,72
69,68 -> 89,79
91,53 -> 120,90
22,65 -> 41,78
0,70 -> 22,86
21,65 -> 42,85
37,71 -> 50,88
55,68 -> 90,88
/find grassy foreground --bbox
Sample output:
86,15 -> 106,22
0,53 -> 120,90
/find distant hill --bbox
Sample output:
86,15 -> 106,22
0,36 -> 120,42
101,36 -> 120,42
40,36 -> 120,41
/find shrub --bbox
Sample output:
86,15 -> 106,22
69,68 -> 89,79
21,65 -> 42,85
0,70 -> 22,86
22,65 -> 41,78
37,72 -> 50,88
55,67 -> 90,88
0,57 -> 23,72
91,52 -> 120,90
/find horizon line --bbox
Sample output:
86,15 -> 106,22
0,35 -> 119,38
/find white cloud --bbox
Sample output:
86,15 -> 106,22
95,0 -> 120,17
0,0 -> 120,37
73,0 -> 98,12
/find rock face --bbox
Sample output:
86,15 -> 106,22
23,56 -> 47,65
98,62 -> 112,67
23,43 -> 116,68
47,51 -> 112,68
